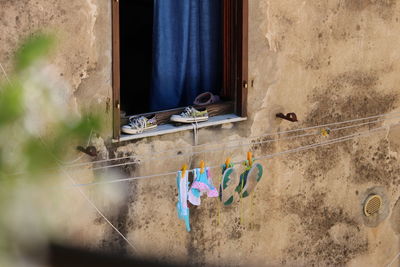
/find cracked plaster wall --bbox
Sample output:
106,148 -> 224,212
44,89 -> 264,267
1,0 -> 400,266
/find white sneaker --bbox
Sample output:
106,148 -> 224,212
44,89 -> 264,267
121,115 -> 157,135
170,107 -> 209,123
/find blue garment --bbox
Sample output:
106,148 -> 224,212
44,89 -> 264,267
176,171 -> 190,232
150,0 -> 222,111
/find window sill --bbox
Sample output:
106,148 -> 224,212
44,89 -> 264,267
113,114 -> 247,143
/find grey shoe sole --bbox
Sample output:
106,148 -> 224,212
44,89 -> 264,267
170,116 -> 208,123
121,124 -> 157,135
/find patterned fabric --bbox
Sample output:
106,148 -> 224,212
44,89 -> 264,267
188,167 -> 218,206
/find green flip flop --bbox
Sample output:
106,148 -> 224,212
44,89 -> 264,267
219,164 -> 239,206
238,163 -> 263,198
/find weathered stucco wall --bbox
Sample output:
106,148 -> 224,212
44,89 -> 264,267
0,0 -> 113,134
1,0 -> 400,266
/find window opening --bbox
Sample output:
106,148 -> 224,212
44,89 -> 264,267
113,0 -> 248,139
120,0 -> 154,115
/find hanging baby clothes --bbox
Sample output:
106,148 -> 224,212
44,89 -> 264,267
176,170 -> 190,232
188,167 -> 219,206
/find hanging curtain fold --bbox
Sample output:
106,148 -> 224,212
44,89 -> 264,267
150,0 -> 222,112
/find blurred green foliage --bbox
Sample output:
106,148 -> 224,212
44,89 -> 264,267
0,82 -> 24,125
15,34 -> 55,72
0,33 -> 101,180
0,32 -> 102,266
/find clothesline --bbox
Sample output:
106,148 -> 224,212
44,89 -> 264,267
86,115 -> 399,171
7,112 -> 400,179
65,110 -> 400,168
1,60 -> 137,253
62,168 -> 138,252
89,131 -> 315,171
37,136 -> 138,253
387,251 -> 400,267
61,111 -> 399,169
72,122 -> 392,187
67,113 -> 400,170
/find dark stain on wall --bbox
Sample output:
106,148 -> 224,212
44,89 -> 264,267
187,197 -> 246,266
228,217 -> 245,240
303,144 -> 342,181
107,181 -> 135,254
284,68 -> 400,237
343,0 -> 396,20
351,139 -> 400,185
281,192 -> 368,266
270,69 -> 398,265
306,70 -> 397,128
251,136 -> 276,157
98,149 -> 139,254
286,70 -> 399,186
98,180 -> 136,255
305,56 -> 323,70
188,204 -> 213,266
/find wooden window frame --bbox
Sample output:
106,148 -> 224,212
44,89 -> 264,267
112,0 -> 248,139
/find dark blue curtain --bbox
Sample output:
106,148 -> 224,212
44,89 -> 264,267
150,0 -> 222,112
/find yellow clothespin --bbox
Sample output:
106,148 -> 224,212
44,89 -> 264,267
200,160 -> 205,174
181,164 -> 188,177
247,151 -> 253,167
225,157 -> 231,167
320,128 -> 331,137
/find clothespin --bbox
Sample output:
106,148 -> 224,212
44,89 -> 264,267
320,128 -> 331,137
225,157 -> 231,167
247,151 -> 253,167
200,160 -> 205,174
181,164 -> 188,177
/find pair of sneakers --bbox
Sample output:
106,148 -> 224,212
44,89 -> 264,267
121,106 -> 208,135
121,92 -> 218,135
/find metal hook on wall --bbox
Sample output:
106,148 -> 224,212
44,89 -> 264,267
77,146 -> 97,157
276,112 -> 298,122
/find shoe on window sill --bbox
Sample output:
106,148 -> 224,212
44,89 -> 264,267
170,106 -> 209,123
121,115 -> 157,135
194,92 -> 220,106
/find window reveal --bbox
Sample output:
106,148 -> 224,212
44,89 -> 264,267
112,0 -> 248,139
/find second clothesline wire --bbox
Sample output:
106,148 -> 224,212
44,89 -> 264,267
9,114 -> 397,178
64,110 -> 400,168
87,115 -> 399,171
68,112 -> 400,171
73,122 -> 392,187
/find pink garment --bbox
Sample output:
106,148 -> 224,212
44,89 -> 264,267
191,181 -> 219,197
188,168 -> 218,206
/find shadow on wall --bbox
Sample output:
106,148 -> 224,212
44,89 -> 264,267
390,197 -> 400,235
48,243 -> 184,267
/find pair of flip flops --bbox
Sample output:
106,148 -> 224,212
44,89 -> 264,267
219,161 -> 263,206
